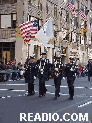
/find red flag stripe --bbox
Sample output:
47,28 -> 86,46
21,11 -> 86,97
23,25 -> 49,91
20,24 -> 33,30
20,25 -> 33,32
68,4 -> 75,11
79,10 -> 87,21
30,36 -> 35,38
19,20 -> 38,42
21,30 -> 37,37
19,21 -> 33,28
20,27 -> 37,35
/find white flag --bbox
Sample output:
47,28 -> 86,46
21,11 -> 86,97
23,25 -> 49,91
35,17 -> 54,44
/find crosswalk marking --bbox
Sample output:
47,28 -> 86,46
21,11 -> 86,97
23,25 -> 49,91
7,96 -> 11,98
75,87 -> 85,89
0,89 -> 90,100
11,90 -> 26,92
0,89 -> 8,91
0,84 -> 27,85
78,100 -> 92,108
0,82 -> 92,100
2,97 -> 5,98
0,84 -> 92,90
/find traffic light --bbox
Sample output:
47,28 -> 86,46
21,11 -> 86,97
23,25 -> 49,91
83,28 -> 87,37
78,29 -> 81,36
78,29 -> 83,36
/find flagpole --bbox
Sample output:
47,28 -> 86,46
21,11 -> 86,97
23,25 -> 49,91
27,12 -> 30,59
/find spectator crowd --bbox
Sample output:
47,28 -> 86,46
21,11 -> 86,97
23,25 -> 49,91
0,60 -> 25,81
0,59 -> 89,82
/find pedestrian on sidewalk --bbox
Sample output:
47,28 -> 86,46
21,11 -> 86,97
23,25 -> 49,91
78,64 -> 82,77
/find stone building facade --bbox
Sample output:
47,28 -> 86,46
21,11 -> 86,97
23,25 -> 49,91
0,1 -> 17,63
0,0 -> 91,65
59,0 -> 91,65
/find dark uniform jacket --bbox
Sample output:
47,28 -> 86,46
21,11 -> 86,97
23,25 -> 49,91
53,62 -> 64,79
87,61 -> 92,72
65,63 -> 77,81
26,62 -> 36,83
37,58 -> 51,80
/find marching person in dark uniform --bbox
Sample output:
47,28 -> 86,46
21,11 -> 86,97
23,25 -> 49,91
26,56 -> 36,96
87,58 -> 92,81
37,52 -> 50,97
53,57 -> 64,100
65,57 -> 77,100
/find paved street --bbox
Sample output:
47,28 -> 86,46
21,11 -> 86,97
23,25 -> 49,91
0,77 -> 92,123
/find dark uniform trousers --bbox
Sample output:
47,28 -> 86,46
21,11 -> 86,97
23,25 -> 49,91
53,62 -> 63,98
88,71 -> 91,81
65,63 -> 76,97
26,62 -> 36,95
87,61 -> 92,81
39,75 -> 47,96
54,77 -> 61,97
37,58 -> 50,96
28,80 -> 34,94
67,78 -> 74,97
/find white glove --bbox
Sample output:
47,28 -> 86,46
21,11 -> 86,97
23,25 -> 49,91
70,68 -> 73,71
55,68 -> 58,71
34,76 -> 36,79
63,77 -> 65,80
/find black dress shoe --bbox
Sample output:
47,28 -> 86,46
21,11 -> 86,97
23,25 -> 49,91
58,94 -> 60,97
42,93 -> 46,96
31,91 -> 35,95
27,94 -> 31,96
39,95 -> 43,97
53,96 -> 58,100
31,93 -> 34,95
68,96 -> 73,100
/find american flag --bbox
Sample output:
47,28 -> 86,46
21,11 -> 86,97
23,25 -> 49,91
78,7 -> 87,22
68,0 -> 75,11
19,19 -> 38,43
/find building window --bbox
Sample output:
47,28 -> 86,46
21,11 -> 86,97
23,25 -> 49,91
1,15 -> 11,28
38,0 -> 40,8
12,14 -> 16,28
66,13 -> 69,22
54,5 -> 57,17
38,2 -> 42,11
46,3 -> 48,14
38,19 -> 42,30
